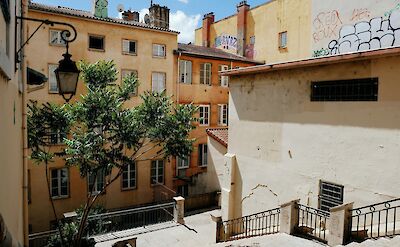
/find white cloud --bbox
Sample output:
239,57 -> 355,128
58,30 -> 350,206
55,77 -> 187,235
178,0 -> 189,4
170,10 -> 201,43
139,8 -> 149,22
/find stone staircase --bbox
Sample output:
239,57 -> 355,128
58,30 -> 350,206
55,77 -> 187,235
338,236 -> 400,247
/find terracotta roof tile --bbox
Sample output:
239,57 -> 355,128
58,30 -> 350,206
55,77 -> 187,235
175,43 -> 264,64
29,2 -> 179,34
206,128 -> 228,147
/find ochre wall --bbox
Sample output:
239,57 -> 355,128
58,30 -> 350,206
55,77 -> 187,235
195,0 -> 312,63
26,10 -> 178,232
174,54 -> 255,194
226,55 -> 400,219
0,0 -> 25,246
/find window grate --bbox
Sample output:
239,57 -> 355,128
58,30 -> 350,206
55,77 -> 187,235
319,181 -> 344,212
311,78 -> 378,102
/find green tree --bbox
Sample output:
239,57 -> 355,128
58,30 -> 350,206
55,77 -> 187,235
28,60 -> 197,246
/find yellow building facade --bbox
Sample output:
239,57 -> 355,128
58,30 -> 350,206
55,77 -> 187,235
194,0 -> 312,63
0,0 -> 28,246
26,2 -> 179,233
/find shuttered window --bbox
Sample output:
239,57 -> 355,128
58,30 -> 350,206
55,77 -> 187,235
319,181 -> 344,212
200,63 -> 212,85
152,72 -> 166,93
179,60 -> 192,84
153,44 -> 166,57
219,65 -> 229,87
198,144 -> 208,167
48,64 -> 58,93
122,39 -> 137,55
218,104 -> 228,126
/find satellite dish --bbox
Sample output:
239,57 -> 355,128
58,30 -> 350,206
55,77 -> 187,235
117,4 -> 125,12
144,14 -> 151,24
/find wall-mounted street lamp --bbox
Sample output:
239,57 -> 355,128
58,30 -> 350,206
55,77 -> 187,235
16,16 -> 80,102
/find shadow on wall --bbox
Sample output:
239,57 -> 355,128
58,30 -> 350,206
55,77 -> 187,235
229,56 -> 400,130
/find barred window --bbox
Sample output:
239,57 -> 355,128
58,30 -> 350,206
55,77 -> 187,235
311,78 -> 378,101
319,181 -> 344,212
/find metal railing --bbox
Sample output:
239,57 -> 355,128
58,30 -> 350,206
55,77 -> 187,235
88,201 -> 175,234
349,198 -> 400,242
217,208 -> 280,242
296,204 -> 330,243
28,230 -> 57,247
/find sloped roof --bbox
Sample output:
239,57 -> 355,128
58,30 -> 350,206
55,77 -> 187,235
206,128 -> 228,147
175,43 -> 263,64
28,2 -> 179,34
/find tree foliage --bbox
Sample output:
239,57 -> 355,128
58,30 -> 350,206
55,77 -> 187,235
28,60 -> 198,246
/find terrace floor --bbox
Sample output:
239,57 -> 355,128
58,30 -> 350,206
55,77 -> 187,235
95,209 -> 325,247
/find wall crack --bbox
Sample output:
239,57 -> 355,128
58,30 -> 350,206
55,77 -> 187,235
241,184 -> 279,204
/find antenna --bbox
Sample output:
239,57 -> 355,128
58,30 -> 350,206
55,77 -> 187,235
117,4 -> 125,12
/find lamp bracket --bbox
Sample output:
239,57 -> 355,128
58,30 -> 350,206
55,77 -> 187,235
15,16 -> 77,64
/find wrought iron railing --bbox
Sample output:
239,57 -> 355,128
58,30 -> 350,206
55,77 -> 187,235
28,230 -> 57,247
88,201 -> 175,234
217,208 -> 280,242
349,198 -> 400,243
296,204 -> 330,243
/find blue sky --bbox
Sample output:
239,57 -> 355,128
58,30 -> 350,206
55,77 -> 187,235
33,0 -> 269,43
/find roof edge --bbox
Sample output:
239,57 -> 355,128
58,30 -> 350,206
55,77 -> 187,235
206,128 -> 228,148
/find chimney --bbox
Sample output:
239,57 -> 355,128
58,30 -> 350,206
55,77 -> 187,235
149,4 -> 170,29
93,0 -> 108,18
202,12 -> 215,47
237,1 -> 249,56
122,10 -> 140,22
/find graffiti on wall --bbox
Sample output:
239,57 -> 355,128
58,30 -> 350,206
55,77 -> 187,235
215,34 -> 238,51
312,0 -> 400,57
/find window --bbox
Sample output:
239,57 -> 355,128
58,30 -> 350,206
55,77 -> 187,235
88,169 -> 105,195
311,78 -> 379,102
122,39 -> 137,55
152,72 -> 166,93
177,184 -> 189,197
151,160 -> 164,185
89,35 -> 105,51
51,168 -> 69,198
219,65 -> 229,87
179,60 -> 192,84
48,64 -> 58,93
319,181 -> 344,212
47,129 -> 66,145
218,104 -> 228,126
153,44 -> 166,57
49,30 -> 66,46
199,105 -> 210,126
279,31 -> 287,48
177,156 -> 190,170
121,69 -> 138,95
200,63 -> 212,85
198,144 -> 208,167
122,163 -> 136,190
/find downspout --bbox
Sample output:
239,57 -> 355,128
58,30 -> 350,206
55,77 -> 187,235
176,52 -> 181,104
21,0 -> 29,245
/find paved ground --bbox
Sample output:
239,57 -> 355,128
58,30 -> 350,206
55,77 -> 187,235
95,209 -> 326,247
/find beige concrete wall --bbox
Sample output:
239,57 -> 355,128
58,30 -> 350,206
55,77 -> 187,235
0,0 -> 25,246
227,55 -> 400,218
195,0 -> 312,63
26,10 -> 178,232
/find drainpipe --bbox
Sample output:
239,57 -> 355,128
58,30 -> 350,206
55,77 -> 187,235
176,52 -> 181,104
20,0 -> 29,245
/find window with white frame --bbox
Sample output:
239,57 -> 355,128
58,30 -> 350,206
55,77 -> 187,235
198,144 -> 208,167
152,72 -> 166,93
151,160 -> 164,185
121,69 -> 138,95
88,170 -> 105,195
179,60 -> 192,84
279,31 -> 288,48
199,105 -> 210,126
177,156 -> 190,170
200,63 -> 212,85
51,168 -> 69,198
122,39 -> 137,55
48,64 -> 58,93
47,128 -> 66,145
49,30 -> 66,46
319,181 -> 344,212
122,163 -> 136,190
153,44 -> 166,57
218,104 -> 228,126
219,65 -> 229,87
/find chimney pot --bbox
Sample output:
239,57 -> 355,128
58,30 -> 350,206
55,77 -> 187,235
122,10 -> 139,22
